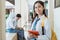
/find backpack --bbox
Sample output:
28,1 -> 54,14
41,17 -> 57,40
51,28 -> 57,40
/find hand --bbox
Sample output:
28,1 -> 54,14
28,30 -> 39,38
33,34 -> 38,38
28,32 -> 38,38
15,27 -> 23,30
28,32 -> 34,38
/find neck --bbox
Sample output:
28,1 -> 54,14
38,14 -> 43,18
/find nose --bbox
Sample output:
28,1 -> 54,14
37,7 -> 40,10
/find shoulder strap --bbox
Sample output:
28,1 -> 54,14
41,17 -> 46,27
41,16 -> 46,35
41,17 -> 57,40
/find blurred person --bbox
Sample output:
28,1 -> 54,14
6,14 -> 21,30
6,13 -> 25,40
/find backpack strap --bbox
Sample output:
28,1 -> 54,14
41,17 -> 57,40
41,17 -> 45,27
41,17 -> 46,35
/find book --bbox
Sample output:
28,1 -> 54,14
28,30 -> 39,36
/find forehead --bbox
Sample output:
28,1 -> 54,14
35,3 -> 42,7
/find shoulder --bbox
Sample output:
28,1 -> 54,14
44,17 -> 50,27
42,16 -> 49,24
44,17 -> 49,23
42,15 -> 48,21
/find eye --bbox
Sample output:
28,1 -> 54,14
35,7 -> 37,9
38,6 -> 41,8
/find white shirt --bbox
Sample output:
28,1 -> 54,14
6,18 -> 17,29
31,15 -> 51,40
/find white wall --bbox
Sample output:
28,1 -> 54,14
20,0 -> 29,27
54,7 -> 60,40
15,0 -> 21,14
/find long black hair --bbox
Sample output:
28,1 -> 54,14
32,1 -> 47,22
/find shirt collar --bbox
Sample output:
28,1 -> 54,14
35,15 -> 45,20
39,15 -> 45,19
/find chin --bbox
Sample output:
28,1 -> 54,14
36,12 -> 38,14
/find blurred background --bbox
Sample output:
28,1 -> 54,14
0,0 -> 60,40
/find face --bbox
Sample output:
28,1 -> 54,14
35,3 -> 44,15
16,17 -> 20,20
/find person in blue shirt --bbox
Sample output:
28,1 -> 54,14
27,1 -> 51,40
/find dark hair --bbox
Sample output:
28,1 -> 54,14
16,14 -> 21,18
32,1 -> 47,22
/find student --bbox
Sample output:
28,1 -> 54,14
27,1 -> 51,40
6,13 -> 25,40
6,14 -> 21,30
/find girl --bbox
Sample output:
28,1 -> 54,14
27,1 -> 51,40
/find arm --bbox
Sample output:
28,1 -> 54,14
9,19 -> 15,29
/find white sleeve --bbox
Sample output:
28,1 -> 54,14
37,19 -> 51,40
9,19 -> 15,29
